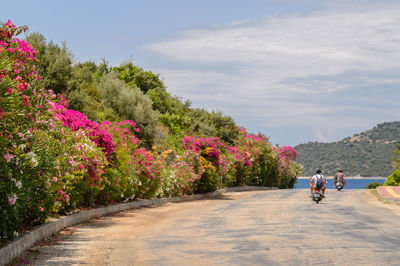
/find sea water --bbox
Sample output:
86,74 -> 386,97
294,178 -> 386,189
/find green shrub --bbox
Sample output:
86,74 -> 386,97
385,170 -> 400,186
365,182 -> 383,189
195,166 -> 220,193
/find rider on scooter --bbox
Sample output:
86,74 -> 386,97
334,169 -> 346,188
310,169 -> 326,197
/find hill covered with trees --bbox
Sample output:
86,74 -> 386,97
295,121 -> 400,177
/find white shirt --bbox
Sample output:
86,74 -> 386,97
311,174 -> 324,185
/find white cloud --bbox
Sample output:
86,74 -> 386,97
145,3 -> 400,145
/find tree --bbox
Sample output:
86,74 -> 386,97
113,62 -> 164,94
189,108 -> 240,145
98,72 -> 161,148
392,143 -> 400,170
25,32 -> 74,94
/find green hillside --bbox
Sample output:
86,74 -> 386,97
295,121 -> 400,177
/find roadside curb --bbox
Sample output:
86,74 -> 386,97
221,186 -> 278,193
1,186 -> 276,266
376,186 -> 400,204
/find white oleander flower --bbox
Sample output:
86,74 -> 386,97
31,158 -> 38,167
27,151 -> 35,158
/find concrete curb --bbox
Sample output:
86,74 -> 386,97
0,186 -> 275,265
221,186 -> 278,193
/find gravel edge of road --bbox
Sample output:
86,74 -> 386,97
364,189 -> 400,218
1,186 -> 277,266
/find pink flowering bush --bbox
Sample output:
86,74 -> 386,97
182,134 -> 225,192
1,128 -> 59,239
50,99 -> 116,161
162,160 -> 201,196
229,129 -> 277,186
161,149 -> 202,196
180,128 -> 302,190
34,119 -> 108,211
0,21 -> 52,242
99,120 -> 140,203
46,94 -> 169,204
228,128 -> 302,188
273,146 -> 303,188
0,22 -> 107,242
128,148 -> 164,198
48,99 -> 157,203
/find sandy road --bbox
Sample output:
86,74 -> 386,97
17,189 -> 400,265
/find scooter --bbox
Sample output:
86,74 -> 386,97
335,180 -> 344,191
312,188 -> 323,204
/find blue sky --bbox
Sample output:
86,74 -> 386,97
1,0 -> 400,146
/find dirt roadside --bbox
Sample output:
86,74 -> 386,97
363,189 -> 400,216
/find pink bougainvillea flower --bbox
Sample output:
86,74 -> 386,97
17,83 -> 25,92
4,153 -> 14,162
21,94 -> 30,106
5,19 -> 16,29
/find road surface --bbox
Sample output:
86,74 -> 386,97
15,189 -> 400,265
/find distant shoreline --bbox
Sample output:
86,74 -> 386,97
297,176 -> 387,180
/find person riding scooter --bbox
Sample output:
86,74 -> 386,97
310,169 -> 326,197
334,169 -> 346,188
